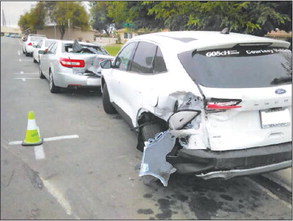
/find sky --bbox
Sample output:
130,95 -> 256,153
1,1 -> 37,28
1,1 -> 90,28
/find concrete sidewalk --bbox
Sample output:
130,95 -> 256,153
262,168 -> 292,192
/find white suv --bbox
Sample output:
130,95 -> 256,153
101,31 -> 292,185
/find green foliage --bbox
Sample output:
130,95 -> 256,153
145,1 -> 292,35
49,2 -> 90,39
18,2 -> 46,33
90,2 -> 112,35
18,1 -> 90,39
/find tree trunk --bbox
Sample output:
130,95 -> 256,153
59,25 -> 66,40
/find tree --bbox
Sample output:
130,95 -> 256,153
48,2 -> 90,39
18,2 -> 46,33
90,2 -> 113,35
18,1 -> 90,39
146,1 -> 292,35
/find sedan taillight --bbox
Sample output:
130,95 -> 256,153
27,42 -> 32,46
59,58 -> 85,68
206,98 -> 242,111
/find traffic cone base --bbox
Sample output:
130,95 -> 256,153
22,111 -> 43,146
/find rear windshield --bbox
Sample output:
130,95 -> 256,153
178,47 -> 292,88
63,43 -> 108,55
30,36 -> 45,42
45,40 -> 55,47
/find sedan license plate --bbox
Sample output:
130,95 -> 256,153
260,108 -> 290,128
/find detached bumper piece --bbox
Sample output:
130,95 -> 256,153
167,142 -> 292,179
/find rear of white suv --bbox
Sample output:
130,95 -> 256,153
101,31 -> 291,185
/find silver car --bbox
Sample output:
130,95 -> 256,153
39,40 -> 112,93
32,38 -> 56,63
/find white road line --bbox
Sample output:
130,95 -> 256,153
8,135 -> 79,146
34,145 -> 45,160
40,177 -> 73,216
14,72 -> 38,75
44,135 -> 79,142
18,59 -> 32,62
14,77 -> 39,82
245,177 -> 292,208
8,141 -> 22,145
18,50 -> 21,56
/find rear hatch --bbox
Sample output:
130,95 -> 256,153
179,46 -> 292,151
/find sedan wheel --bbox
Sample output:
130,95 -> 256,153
102,84 -> 116,114
39,63 -> 45,79
49,72 -> 60,93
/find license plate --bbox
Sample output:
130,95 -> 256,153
260,108 -> 290,128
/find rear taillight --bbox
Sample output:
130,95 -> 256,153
27,42 -> 32,46
206,98 -> 242,111
59,58 -> 85,68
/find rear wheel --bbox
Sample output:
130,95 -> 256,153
49,71 -> 60,93
141,123 -> 163,142
39,63 -> 45,79
102,84 -> 116,114
137,122 -> 166,152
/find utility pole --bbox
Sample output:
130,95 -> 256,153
2,9 -> 6,26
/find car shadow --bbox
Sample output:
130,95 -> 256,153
58,88 -> 102,98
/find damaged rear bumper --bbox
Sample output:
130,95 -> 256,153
167,142 -> 292,179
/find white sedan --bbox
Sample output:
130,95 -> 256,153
32,38 -> 56,63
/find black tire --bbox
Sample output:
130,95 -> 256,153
141,123 -> 163,142
137,122 -> 165,152
25,51 -> 30,57
33,57 -> 37,63
39,63 -> 45,79
102,84 -> 116,114
49,71 -> 60,93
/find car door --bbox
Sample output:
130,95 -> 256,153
40,41 -> 57,79
109,41 -> 168,126
106,42 -> 138,117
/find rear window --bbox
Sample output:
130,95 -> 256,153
179,47 -> 292,88
30,36 -> 45,42
63,43 -> 108,55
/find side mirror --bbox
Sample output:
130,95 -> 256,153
168,110 -> 200,130
100,59 -> 113,69
39,48 -> 48,54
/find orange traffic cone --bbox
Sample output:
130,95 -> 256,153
22,111 -> 43,146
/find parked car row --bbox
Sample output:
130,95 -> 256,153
100,30 -> 292,185
21,31 -> 292,186
22,34 -> 113,93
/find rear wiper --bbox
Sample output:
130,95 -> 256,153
270,76 -> 292,85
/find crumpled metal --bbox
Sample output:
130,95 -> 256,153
139,131 -> 177,187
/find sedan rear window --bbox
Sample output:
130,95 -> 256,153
179,47 -> 292,88
30,36 -> 45,42
63,43 -> 108,55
